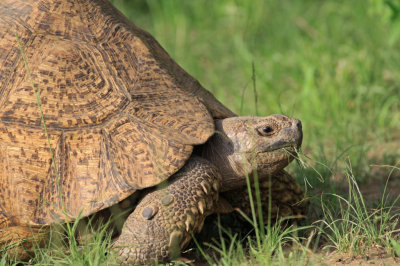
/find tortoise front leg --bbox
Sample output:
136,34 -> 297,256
114,156 -> 221,265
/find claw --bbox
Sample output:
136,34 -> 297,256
185,215 -> 194,232
212,181 -> 219,192
169,231 -> 183,259
198,200 -> 205,215
200,182 -> 211,194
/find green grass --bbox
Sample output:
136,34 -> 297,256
111,0 -> 400,155
2,0 -> 400,265
109,0 -> 400,264
317,162 -> 400,255
2,219 -> 117,265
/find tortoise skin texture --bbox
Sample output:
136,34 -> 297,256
115,157 -> 221,264
0,0 -> 306,264
0,0 -> 234,228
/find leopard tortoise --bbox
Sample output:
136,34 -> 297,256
0,0 -> 305,264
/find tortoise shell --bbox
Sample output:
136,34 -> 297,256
0,0 -> 234,227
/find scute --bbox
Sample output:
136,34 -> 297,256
1,37 -> 130,128
0,0 -> 234,227
0,119 -> 195,226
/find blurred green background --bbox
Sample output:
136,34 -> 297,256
110,0 -> 399,175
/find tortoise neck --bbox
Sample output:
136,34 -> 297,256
202,130 -> 251,192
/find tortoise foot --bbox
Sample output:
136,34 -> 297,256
114,156 -> 221,265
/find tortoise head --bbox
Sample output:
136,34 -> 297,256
203,114 -> 302,192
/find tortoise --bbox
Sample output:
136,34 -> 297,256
0,0 -> 305,264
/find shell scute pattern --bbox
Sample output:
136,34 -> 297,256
0,0 -> 234,227
1,38 -> 130,128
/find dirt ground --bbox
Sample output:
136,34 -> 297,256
312,248 -> 399,265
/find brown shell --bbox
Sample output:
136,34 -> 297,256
0,0 -> 234,227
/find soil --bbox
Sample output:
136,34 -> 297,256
311,248 -> 399,265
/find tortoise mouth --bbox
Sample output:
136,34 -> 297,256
243,143 -> 299,161
258,144 -> 299,156
248,146 -> 297,177
252,144 -> 298,169
251,134 -> 302,156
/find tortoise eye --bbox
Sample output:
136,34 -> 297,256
257,126 -> 274,136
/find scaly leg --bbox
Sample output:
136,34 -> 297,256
114,156 -> 221,265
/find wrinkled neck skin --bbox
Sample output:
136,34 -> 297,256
202,134 -> 255,192
202,115 -> 302,192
